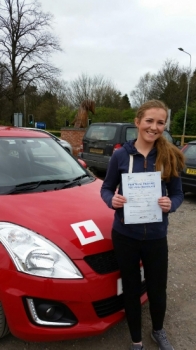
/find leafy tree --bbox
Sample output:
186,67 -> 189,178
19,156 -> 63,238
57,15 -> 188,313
120,94 -> 131,109
0,62 -> 12,119
90,107 -> 122,123
189,70 -> 196,103
148,60 -> 189,116
0,62 -> 9,97
34,91 -> 58,129
159,80 -> 184,116
171,101 -> 196,137
77,106 -> 135,124
121,108 -> 135,122
149,60 -> 184,99
0,0 -> 61,120
56,106 -> 75,129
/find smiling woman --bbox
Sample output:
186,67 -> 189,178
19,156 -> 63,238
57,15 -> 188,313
100,99 -> 185,350
134,107 -> 167,156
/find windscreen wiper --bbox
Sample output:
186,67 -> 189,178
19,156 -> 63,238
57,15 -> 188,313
71,174 -> 90,181
60,174 -> 90,189
5,180 -> 71,194
5,175 -> 92,194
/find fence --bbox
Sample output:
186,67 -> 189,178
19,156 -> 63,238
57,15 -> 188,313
172,135 -> 196,146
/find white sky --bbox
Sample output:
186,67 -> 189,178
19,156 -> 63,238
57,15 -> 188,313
40,0 -> 196,101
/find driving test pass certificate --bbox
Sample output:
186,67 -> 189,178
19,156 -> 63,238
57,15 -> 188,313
122,171 -> 162,224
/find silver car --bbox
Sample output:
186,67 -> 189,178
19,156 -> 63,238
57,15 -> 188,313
20,128 -> 73,154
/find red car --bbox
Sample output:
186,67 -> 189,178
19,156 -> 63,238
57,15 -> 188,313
0,126 -> 147,342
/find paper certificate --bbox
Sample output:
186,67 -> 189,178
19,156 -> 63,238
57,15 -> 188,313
122,171 -> 162,224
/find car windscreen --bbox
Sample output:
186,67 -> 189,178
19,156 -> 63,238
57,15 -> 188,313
85,125 -> 117,141
0,137 -> 87,192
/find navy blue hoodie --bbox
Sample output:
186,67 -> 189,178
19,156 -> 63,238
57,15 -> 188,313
100,139 -> 183,240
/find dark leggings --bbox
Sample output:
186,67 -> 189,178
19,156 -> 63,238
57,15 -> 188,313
112,229 -> 168,343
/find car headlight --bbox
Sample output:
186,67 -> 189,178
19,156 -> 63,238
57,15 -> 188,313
0,222 -> 83,279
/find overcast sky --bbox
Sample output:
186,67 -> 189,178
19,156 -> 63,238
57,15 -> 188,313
40,0 -> 196,101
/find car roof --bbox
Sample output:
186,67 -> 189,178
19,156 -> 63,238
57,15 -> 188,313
187,140 -> 196,144
20,127 -> 65,142
90,122 -> 135,126
0,126 -> 50,138
23,128 -> 57,136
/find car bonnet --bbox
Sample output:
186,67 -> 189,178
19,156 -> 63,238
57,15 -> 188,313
0,179 -> 113,259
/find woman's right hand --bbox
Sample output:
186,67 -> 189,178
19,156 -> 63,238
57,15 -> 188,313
112,193 -> 127,208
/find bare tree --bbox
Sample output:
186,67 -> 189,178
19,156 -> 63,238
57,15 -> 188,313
44,78 -> 72,108
130,60 -> 189,114
0,0 -> 62,117
66,74 -> 122,108
130,72 -> 153,107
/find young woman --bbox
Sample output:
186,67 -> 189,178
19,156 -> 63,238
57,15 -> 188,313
100,100 -> 185,350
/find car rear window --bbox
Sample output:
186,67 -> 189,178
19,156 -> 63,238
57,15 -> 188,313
125,128 -> 138,141
85,125 -> 117,141
85,125 -> 173,144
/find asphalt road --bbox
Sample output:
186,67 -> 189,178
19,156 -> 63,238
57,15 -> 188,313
1,193 -> 196,350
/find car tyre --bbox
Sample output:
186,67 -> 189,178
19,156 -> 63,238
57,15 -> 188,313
0,302 -> 10,339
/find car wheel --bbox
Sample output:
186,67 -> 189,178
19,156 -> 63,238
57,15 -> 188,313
0,302 -> 10,339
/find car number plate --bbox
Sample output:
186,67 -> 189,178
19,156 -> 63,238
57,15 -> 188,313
186,168 -> 196,175
90,148 -> 103,154
117,266 -> 145,295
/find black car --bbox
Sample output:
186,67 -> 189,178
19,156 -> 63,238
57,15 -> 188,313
181,140 -> 196,194
79,122 -> 178,173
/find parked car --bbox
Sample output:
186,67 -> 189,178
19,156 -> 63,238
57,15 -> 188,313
79,122 -> 179,173
181,140 -> 196,193
0,126 -> 147,342
20,127 -> 73,154
77,158 -> 87,168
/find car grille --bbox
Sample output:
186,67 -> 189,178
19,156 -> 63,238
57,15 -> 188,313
93,281 -> 147,318
84,250 -> 119,274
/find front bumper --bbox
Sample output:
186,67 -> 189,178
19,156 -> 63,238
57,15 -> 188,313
0,247 -> 147,342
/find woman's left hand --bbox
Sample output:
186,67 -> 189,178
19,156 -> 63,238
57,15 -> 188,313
158,196 -> 172,213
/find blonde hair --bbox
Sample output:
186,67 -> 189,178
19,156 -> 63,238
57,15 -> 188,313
136,100 -> 185,181
136,99 -> 168,122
